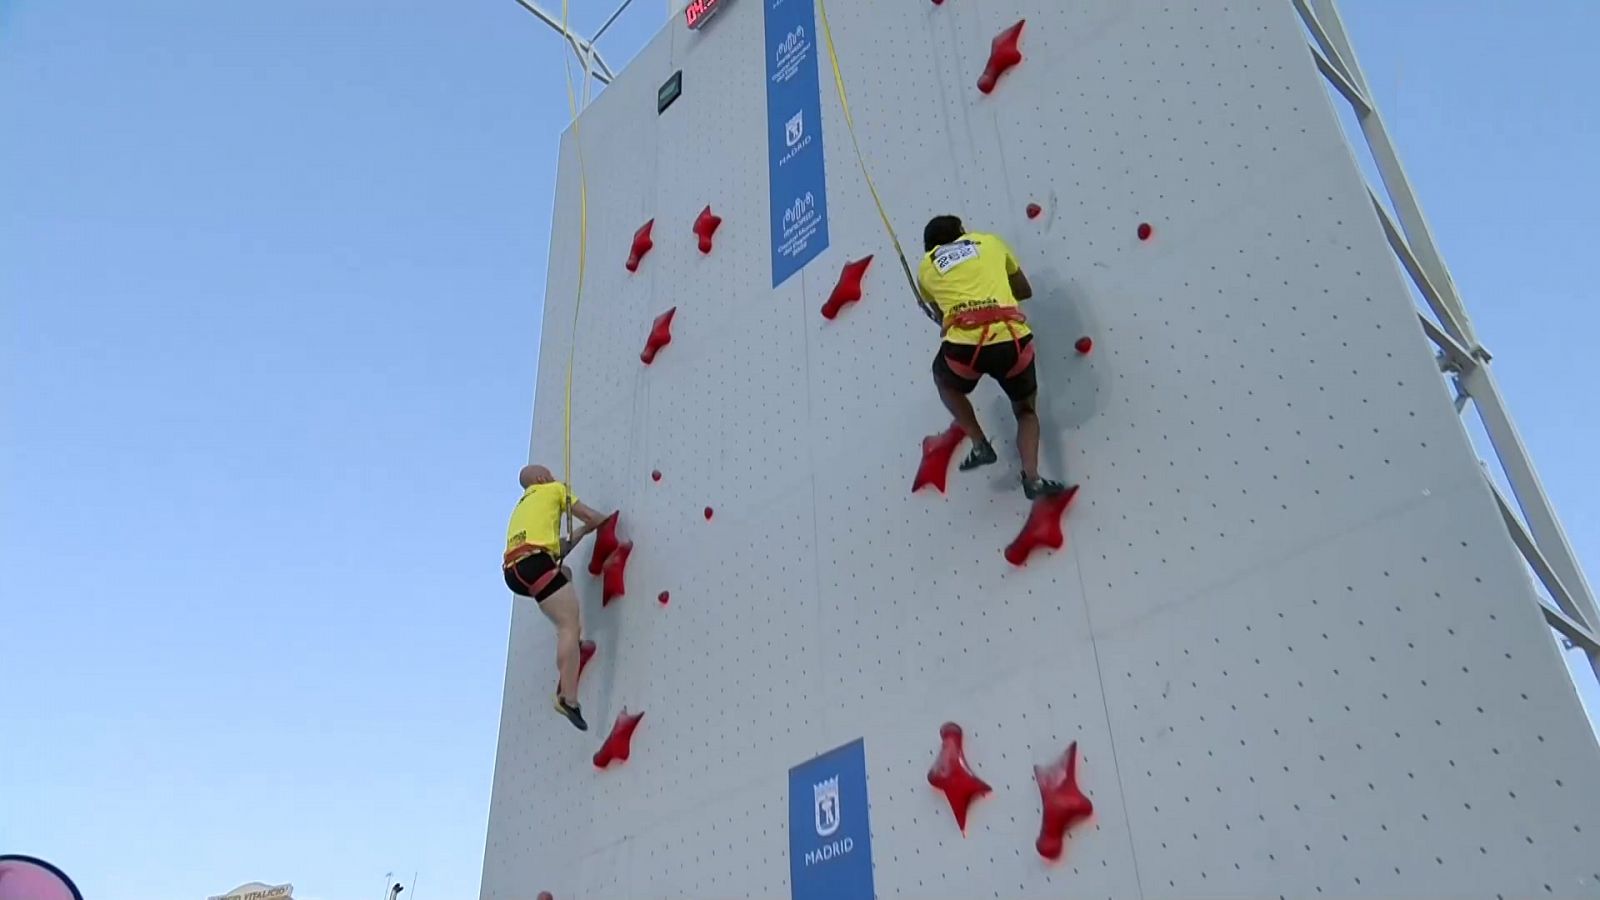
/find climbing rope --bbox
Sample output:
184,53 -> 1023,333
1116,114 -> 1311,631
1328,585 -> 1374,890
556,0 -> 590,542
814,0 -> 940,324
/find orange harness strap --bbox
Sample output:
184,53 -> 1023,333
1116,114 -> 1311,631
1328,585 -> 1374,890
504,545 -> 563,596
942,307 -> 1035,379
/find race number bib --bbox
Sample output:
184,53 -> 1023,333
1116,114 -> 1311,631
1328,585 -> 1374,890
932,241 -> 980,274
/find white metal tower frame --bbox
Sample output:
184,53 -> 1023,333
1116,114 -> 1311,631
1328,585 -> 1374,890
1292,0 -> 1600,680
505,0 -> 1600,681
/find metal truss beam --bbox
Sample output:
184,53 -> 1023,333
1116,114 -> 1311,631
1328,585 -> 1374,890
1297,0 -> 1600,681
510,0 -> 642,102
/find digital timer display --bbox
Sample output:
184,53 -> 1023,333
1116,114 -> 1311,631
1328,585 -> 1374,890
685,0 -> 726,30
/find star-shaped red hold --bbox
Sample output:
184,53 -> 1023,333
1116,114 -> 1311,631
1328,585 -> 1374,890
641,307 -> 676,365
1004,485 -> 1080,565
1034,740 -> 1093,860
593,707 -> 645,768
978,20 -> 1026,95
927,722 -> 992,833
912,422 -> 966,494
601,541 -> 633,605
693,205 -> 723,254
625,219 -> 655,272
587,511 -> 622,575
821,255 -> 874,320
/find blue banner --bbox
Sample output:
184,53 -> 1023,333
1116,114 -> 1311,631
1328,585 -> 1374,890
764,0 -> 830,288
789,738 -> 874,900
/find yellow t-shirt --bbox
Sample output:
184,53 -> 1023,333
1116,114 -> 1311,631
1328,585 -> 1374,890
505,482 -> 576,560
916,232 -> 1032,346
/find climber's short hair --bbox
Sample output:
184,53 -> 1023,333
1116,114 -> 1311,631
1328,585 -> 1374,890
924,215 -> 965,252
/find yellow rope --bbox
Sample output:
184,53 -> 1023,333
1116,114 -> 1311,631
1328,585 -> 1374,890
557,0 -> 589,540
814,0 -> 938,322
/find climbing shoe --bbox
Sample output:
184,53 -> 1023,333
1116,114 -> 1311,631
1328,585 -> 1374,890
554,695 -> 588,731
1022,475 -> 1071,500
959,440 -> 999,471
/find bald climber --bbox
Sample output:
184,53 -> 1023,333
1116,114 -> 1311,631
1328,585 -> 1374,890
503,464 -> 609,731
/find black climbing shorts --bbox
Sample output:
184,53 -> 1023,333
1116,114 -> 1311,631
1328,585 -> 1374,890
932,335 -> 1037,402
504,551 -> 569,603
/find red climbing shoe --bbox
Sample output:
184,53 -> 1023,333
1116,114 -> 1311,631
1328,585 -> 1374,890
958,439 -> 998,472
553,695 -> 588,731
1022,475 -> 1070,500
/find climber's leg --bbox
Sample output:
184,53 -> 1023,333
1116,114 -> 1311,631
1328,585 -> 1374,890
933,346 -> 997,470
506,551 -> 587,731
540,584 -> 589,731
996,338 -> 1067,499
1013,393 -> 1042,481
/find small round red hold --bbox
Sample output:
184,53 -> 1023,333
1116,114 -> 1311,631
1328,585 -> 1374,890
651,470 -> 662,482
1075,336 -> 1093,355
1026,203 -> 1042,220
658,591 -> 670,605
1137,222 -> 1153,241
704,506 -> 714,520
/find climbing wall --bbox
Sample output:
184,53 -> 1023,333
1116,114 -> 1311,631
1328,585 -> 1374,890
482,0 -> 1600,897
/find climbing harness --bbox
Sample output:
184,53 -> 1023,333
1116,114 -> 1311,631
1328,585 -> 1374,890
941,307 -> 1035,381
814,0 -> 940,325
556,0 -> 589,543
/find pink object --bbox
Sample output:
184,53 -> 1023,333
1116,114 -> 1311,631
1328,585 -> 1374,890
0,857 -> 81,900
1137,222 -> 1153,241
1026,203 -> 1043,219
651,469 -> 662,482
658,590 -> 670,605
704,506 -> 714,520
693,205 -> 723,254
1075,336 -> 1093,355
978,20 -> 1026,94
1034,741 -> 1094,860
641,307 -> 677,365
821,255 -> 874,320
1004,486 -> 1080,566
927,722 -> 992,833
912,422 -> 966,494
593,707 -> 646,768
587,512 -> 622,576
626,219 -> 655,272
601,542 -> 633,605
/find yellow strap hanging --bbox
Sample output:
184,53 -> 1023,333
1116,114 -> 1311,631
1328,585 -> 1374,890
556,0 -> 589,542
815,0 -> 940,324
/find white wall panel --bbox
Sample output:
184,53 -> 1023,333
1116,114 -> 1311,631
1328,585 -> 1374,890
484,1 -> 1600,897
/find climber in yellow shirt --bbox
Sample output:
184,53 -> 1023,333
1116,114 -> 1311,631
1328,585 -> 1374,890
504,464 -> 610,731
918,215 -> 1068,500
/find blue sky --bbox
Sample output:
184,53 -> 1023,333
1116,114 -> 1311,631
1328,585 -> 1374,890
1,1 -> 1595,899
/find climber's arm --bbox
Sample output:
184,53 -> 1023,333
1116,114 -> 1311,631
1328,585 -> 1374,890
1009,268 -> 1034,301
569,500 -> 609,538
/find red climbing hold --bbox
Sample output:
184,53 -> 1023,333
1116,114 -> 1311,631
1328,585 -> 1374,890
1004,486 -> 1080,566
1137,222 -> 1154,241
641,307 -> 676,365
693,205 -> 723,254
593,707 -> 645,768
703,506 -> 714,521
651,469 -> 662,482
912,422 -> 966,494
626,219 -> 655,272
601,541 -> 633,605
658,590 -> 670,605
1075,336 -> 1093,355
587,512 -> 622,576
927,722 -> 992,833
978,20 -> 1025,95
1034,741 -> 1093,861
1026,203 -> 1043,220
821,255 -> 874,320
